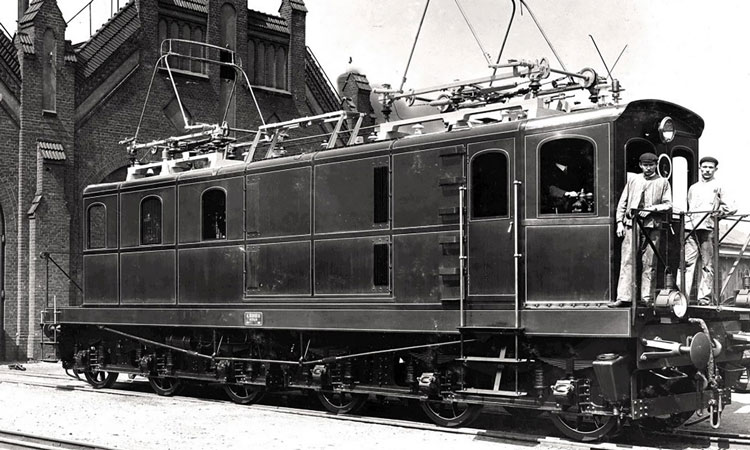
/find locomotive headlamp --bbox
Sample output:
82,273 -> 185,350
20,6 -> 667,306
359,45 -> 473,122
654,289 -> 688,319
658,116 -> 676,143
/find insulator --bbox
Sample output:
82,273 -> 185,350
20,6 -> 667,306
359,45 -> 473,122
534,367 -> 545,390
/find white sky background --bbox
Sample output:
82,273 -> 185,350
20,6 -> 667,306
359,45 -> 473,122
0,0 -> 748,207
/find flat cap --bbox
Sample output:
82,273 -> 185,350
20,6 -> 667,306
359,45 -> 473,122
639,152 -> 658,163
699,156 -> 719,166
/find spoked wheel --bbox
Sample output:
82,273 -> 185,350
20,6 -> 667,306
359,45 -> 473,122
148,376 -> 183,396
84,370 -> 119,389
420,400 -> 482,427
223,384 -> 265,405
549,411 -> 617,442
316,390 -> 368,414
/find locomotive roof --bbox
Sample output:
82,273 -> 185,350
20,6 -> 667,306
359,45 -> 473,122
83,98 -> 703,195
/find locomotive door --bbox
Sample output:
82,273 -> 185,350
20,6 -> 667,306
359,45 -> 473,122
466,139 -> 517,304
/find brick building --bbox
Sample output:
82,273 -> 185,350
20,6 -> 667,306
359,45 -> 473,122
0,0 -> 349,360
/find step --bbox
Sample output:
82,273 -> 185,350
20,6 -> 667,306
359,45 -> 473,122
457,388 -> 527,397
457,357 -> 534,364
458,326 -> 524,333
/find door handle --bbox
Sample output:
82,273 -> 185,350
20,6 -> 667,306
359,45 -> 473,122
507,222 -> 513,233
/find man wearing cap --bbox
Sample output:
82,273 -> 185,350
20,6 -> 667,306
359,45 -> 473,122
610,152 -> 672,307
680,156 -> 735,305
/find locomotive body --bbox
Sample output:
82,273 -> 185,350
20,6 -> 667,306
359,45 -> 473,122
43,92 -> 750,441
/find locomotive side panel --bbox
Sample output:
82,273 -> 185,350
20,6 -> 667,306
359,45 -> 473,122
82,194 -> 119,305
246,167 -> 311,239
314,156 -> 391,234
119,185 -> 177,304
246,241 -> 311,296
523,123 -> 612,302
467,139 -> 515,302
392,144 -> 463,303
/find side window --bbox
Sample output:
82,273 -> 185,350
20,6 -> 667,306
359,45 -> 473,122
539,138 -> 595,215
625,139 -> 656,174
671,147 -> 695,212
471,151 -> 509,218
141,196 -> 162,245
87,204 -> 106,249
202,189 -> 227,240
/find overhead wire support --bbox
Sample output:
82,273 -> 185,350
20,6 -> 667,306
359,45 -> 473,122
454,0 -> 493,66
491,0 -> 517,86
589,34 -> 614,81
518,0 -> 569,73
399,0 -> 431,94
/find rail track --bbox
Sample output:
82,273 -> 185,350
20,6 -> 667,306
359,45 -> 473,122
0,428 -> 117,450
2,367 -> 749,450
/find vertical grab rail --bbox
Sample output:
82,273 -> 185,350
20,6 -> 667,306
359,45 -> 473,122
459,186 -> 467,328
513,180 -> 522,329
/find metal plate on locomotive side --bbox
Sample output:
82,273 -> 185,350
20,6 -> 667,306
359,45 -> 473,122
243,312 -> 264,326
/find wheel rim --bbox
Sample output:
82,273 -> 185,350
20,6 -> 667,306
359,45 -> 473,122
148,377 -> 183,396
84,370 -> 118,389
549,411 -> 616,442
224,384 -> 264,405
420,400 -> 482,427
316,391 -> 368,414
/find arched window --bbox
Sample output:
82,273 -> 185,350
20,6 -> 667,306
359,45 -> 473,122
158,19 -> 167,47
43,28 -> 57,112
192,27 -> 204,74
141,196 -> 162,245
87,204 -> 106,249
256,42 -> 266,86
247,40 -> 256,84
471,152 -> 509,218
220,3 -> 237,50
671,147 -> 695,212
624,138 -> 657,175
202,189 -> 226,240
266,45 -> 276,88
181,23 -> 191,71
275,46 -> 287,90
539,138 -> 596,215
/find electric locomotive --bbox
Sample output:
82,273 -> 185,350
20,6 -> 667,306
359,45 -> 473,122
41,42 -> 750,442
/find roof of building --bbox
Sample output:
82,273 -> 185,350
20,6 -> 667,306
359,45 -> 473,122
248,9 -> 289,34
17,32 -> 34,55
77,1 -> 139,78
305,47 -> 340,114
287,0 -> 308,13
0,30 -> 20,79
19,0 -> 44,28
38,141 -> 66,161
159,0 -> 208,14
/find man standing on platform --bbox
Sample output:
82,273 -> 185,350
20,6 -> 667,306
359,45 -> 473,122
681,156 -> 735,305
610,152 -> 672,307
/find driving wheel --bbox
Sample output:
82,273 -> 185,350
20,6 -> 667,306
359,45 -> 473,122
148,376 -> 183,396
420,400 -> 482,427
84,370 -> 119,389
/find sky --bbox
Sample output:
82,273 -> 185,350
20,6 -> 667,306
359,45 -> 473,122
1,0 -> 748,206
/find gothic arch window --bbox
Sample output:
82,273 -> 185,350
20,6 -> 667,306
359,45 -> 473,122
158,19 -> 167,47
202,189 -> 226,240
275,46 -> 287,90
220,3 -> 237,50
256,42 -> 266,86
266,45 -> 276,88
141,196 -> 162,245
247,40 -> 256,84
192,27 -> 205,74
42,28 -> 57,112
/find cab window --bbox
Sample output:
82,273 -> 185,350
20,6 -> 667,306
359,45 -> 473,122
202,189 -> 226,240
471,151 -> 508,218
87,203 -> 106,249
140,196 -> 162,245
671,147 -> 695,212
539,138 -> 595,215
